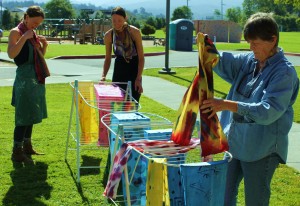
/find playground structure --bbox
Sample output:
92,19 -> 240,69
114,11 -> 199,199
35,18 -> 111,44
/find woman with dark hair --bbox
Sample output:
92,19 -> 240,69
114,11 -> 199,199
201,12 -> 299,205
8,5 -> 49,164
101,6 -> 144,102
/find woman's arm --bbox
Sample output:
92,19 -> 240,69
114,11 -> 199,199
7,29 -> 33,59
37,35 -> 48,55
131,26 -> 144,93
101,30 -> 113,81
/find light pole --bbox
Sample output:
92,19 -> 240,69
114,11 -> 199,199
0,0 -> 3,28
221,0 -> 225,20
158,0 -> 176,74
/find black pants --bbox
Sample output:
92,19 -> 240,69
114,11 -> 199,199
14,125 -> 33,142
113,56 -> 141,102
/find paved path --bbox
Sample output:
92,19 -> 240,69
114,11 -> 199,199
1,51 -> 299,171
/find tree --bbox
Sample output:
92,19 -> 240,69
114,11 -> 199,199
155,17 -> 165,29
44,0 -> 75,19
226,7 -> 242,23
275,0 -> 300,10
171,6 -> 193,21
127,16 -> 141,28
141,24 -> 156,36
145,17 -> 156,28
13,13 -> 21,27
2,10 -> 13,30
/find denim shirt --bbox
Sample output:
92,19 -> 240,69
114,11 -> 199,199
213,49 -> 299,163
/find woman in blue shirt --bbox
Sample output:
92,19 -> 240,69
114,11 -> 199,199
201,12 -> 299,205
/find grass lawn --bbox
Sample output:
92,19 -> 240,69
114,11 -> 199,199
1,31 -> 300,59
0,84 -> 299,205
0,30 -> 300,205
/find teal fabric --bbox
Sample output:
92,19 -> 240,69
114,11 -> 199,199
12,42 -> 47,126
180,160 -> 228,206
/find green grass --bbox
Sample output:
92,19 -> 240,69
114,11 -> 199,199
1,31 -> 300,59
0,84 -> 299,205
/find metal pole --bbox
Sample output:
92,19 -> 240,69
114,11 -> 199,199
159,0 -> 176,74
0,0 -> 2,28
221,0 -> 224,20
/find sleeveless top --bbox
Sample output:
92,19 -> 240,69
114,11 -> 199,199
112,23 -> 137,62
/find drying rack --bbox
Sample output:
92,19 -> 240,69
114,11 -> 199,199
65,79 -> 140,183
101,112 -> 232,206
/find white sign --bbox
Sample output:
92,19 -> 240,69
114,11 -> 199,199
180,26 -> 187,30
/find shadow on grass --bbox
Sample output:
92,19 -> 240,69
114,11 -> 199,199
65,159 -> 89,204
64,154 -> 108,205
2,161 -> 52,206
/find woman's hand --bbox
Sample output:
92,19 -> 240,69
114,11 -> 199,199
200,98 -> 238,119
135,77 -> 143,94
23,30 -> 34,40
200,98 -> 223,119
38,35 -> 48,47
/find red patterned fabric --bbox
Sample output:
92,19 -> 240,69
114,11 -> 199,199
17,22 -> 50,84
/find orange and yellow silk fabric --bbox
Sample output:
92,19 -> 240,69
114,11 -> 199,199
171,33 -> 228,156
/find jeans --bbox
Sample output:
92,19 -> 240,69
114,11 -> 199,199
224,153 -> 280,206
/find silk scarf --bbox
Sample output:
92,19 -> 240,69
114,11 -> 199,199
146,158 -> 170,206
171,32 -> 228,157
113,23 -> 137,63
17,22 -> 50,84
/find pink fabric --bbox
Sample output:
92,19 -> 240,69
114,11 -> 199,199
103,143 -> 132,198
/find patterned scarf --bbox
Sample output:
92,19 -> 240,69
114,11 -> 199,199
171,32 -> 228,157
113,23 -> 137,63
17,22 -> 50,84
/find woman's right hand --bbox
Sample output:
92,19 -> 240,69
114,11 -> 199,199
23,30 -> 34,40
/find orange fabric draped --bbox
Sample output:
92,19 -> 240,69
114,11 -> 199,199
171,32 -> 228,156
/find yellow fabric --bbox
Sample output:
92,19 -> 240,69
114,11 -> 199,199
77,82 -> 98,144
171,32 -> 228,156
146,158 -> 170,206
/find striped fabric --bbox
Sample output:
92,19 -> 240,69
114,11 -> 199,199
171,32 -> 228,156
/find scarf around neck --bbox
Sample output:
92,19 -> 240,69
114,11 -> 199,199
113,23 -> 137,63
17,22 -> 50,84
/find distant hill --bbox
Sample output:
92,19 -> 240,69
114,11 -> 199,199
3,0 -> 244,20
82,0 -> 244,19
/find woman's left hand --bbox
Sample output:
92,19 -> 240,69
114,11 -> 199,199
38,35 -> 48,47
200,98 -> 224,119
135,78 -> 143,94
201,98 -> 238,119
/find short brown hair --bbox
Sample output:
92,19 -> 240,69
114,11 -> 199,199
243,12 -> 279,46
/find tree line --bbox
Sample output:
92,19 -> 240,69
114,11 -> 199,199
1,0 -> 300,33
